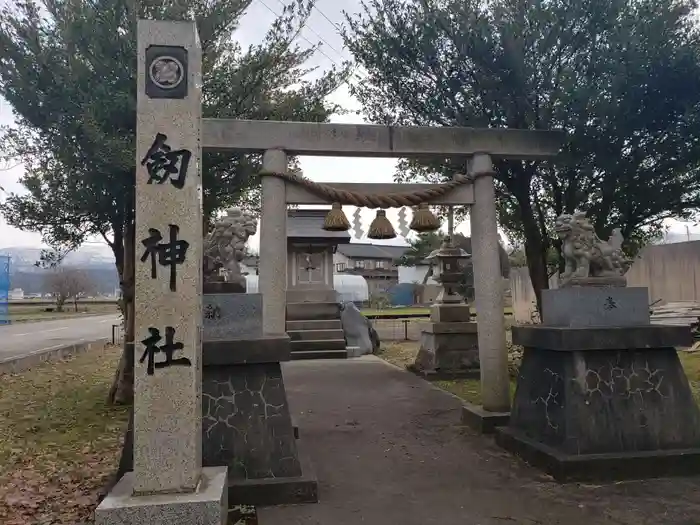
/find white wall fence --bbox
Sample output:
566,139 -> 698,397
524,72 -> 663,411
509,268 -> 558,323
509,240 -> 700,323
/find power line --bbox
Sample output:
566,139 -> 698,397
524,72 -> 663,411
304,0 -> 369,83
309,1 -> 342,34
274,0 -> 347,62
257,0 -> 344,69
257,0 -> 366,85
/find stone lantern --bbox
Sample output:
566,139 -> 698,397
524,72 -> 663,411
426,237 -> 471,304
411,236 -> 479,379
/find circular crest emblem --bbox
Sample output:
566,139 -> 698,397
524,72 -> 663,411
148,56 -> 184,90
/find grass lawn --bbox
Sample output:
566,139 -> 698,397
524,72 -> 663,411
378,341 -> 700,405
682,350 -> 700,402
0,346 -> 255,525
7,302 -> 118,322
361,305 -> 514,317
361,307 -> 431,316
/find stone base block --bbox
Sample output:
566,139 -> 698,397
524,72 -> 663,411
413,322 -> 479,375
512,324 -> 692,351
228,440 -> 318,506
202,339 -> 319,506
95,467 -> 228,525
203,336 -> 291,364
561,276 -> 627,288
541,286 -> 650,327
203,361 -> 302,482
430,303 -> 471,323
203,293 -> 262,341
501,326 -> 700,480
461,401 -> 510,435
495,427 -> 700,482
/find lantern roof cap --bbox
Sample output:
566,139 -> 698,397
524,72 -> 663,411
426,237 -> 471,261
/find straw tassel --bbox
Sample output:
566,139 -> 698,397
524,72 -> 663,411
323,202 -> 351,231
409,203 -> 441,233
368,209 -> 396,240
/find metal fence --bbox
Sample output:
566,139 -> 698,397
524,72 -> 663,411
370,318 -> 425,341
365,310 -> 514,342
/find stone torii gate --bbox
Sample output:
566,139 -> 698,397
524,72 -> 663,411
213,128 -> 562,421
97,20 -> 563,525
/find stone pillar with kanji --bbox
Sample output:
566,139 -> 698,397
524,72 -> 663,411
96,20 -> 227,525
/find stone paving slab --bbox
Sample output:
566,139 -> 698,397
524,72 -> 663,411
258,356 -> 700,525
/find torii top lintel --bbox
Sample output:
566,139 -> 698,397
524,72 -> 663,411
202,119 -> 564,160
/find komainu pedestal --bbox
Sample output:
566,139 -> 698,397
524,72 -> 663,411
412,304 -> 479,378
202,337 -> 317,505
202,285 -> 317,506
496,287 -> 700,482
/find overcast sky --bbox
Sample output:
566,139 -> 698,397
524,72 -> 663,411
0,0 -> 695,251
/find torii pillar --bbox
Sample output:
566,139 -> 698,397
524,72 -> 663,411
461,153 -> 512,432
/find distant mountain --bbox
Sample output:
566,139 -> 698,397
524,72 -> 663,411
0,245 -> 114,271
0,245 -> 118,295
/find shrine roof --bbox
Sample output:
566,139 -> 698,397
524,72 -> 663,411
336,243 -> 408,260
287,209 -> 351,243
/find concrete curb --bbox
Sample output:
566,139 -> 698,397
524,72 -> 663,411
1,312 -> 118,326
0,338 -> 110,375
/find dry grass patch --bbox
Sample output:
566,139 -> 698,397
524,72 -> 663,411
379,340 -> 700,405
377,341 -> 497,404
680,350 -> 700,401
8,302 -> 118,322
0,345 -> 258,525
0,345 -> 129,524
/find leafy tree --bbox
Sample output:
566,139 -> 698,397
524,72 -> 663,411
343,0 -> 700,310
398,231 -> 509,301
0,0 -> 348,403
508,243 -> 558,275
396,231 -> 444,268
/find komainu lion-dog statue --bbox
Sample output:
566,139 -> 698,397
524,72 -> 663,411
203,207 -> 257,290
554,211 -> 630,287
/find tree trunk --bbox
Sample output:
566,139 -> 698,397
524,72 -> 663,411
510,179 -> 549,316
107,221 -> 135,406
523,226 -> 549,316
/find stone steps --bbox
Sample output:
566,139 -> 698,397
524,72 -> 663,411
289,336 -> 348,360
287,329 -> 345,342
291,349 -> 349,360
286,319 -> 342,331
286,302 -> 347,360
290,339 -> 346,352
286,302 -> 340,321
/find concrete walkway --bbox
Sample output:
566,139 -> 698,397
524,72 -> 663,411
259,356 -> 700,525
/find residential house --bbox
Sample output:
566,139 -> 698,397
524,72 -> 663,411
333,243 -> 408,297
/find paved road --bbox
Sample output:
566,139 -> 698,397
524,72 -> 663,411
0,314 -> 120,362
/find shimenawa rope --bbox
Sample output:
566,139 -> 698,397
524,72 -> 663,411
258,169 -> 489,208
